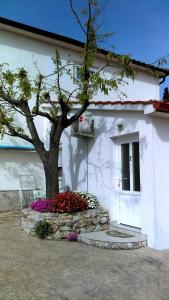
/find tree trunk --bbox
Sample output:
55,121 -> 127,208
44,158 -> 59,199
43,124 -> 63,199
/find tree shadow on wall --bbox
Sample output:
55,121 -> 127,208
63,115 -> 114,192
63,130 -> 88,191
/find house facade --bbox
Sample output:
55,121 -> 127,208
0,17 -> 169,249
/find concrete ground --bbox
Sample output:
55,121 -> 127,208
1,212 -> 169,300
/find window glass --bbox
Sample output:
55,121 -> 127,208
132,142 -> 140,191
121,143 -> 130,191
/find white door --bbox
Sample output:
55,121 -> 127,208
119,140 -> 141,228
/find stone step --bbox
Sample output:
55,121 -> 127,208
110,224 -> 147,240
78,229 -> 147,250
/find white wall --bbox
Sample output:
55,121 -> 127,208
62,108 -> 157,247
0,150 -> 44,190
91,62 -> 160,101
63,108 -> 169,249
0,25 -> 160,192
0,26 -> 160,144
139,117 -> 156,248
62,126 -> 87,192
0,26 -> 160,108
151,116 -> 169,249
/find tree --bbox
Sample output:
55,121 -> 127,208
0,0 -> 134,198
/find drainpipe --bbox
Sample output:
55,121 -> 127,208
159,75 -> 167,85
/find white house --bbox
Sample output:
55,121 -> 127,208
0,17 -> 169,250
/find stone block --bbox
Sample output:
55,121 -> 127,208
47,234 -> 54,240
61,226 -> 72,231
101,224 -> 109,230
92,217 -> 98,225
33,213 -> 44,222
24,221 -> 35,229
53,230 -> 63,240
51,224 -> 59,232
99,217 -> 109,224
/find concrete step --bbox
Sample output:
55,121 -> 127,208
110,224 -> 147,240
78,229 -> 147,250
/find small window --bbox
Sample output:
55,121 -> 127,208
74,65 -> 96,81
58,167 -> 62,177
75,65 -> 81,81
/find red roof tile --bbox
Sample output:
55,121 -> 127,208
153,102 -> 169,113
89,100 -> 160,105
52,99 -> 161,106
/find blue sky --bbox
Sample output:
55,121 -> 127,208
0,0 -> 169,95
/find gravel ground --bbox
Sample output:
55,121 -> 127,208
0,212 -> 169,300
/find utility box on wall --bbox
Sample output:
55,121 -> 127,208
71,112 -> 94,137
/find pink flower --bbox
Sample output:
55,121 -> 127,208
66,232 -> 78,241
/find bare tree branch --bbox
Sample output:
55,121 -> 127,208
65,101 -> 89,128
43,63 -> 75,79
34,75 -> 42,114
34,109 -> 57,123
21,103 -> 46,153
44,94 -> 59,115
54,52 -> 69,116
0,108 -> 33,143
69,0 -> 87,36
32,77 -> 58,123
67,87 -> 80,101
5,127 -> 33,143
0,87 -> 22,107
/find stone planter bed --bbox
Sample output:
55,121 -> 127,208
22,207 -> 110,240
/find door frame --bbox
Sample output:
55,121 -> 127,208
117,133 -> 141,227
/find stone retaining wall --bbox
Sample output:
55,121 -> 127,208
22,207 -> 110,240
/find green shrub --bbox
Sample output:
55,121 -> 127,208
34,220 -> 53,239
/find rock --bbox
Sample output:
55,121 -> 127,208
23,226 -> 31,234
33,213 -> 44,222
47,234 -> 54,240
101,224 -> 109,230
22,207 -> 110,239
22,220 -> 35,229
61,226 -> 72,231
99,217 -> 109,224
92,217 -> 98,225
74,218 -> 92,228
53,231 -> 63,240
51,224 -> 59,232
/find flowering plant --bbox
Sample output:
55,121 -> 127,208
50,192 -> 88,213
30,192 -> 97,213
66,232 -> 78,241
30,199 -> 52,213
74,192 -> 98,209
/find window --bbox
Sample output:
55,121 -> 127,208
74,65 -> 96,81
121,141 -> 140,192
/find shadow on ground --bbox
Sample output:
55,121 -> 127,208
0,212 -> 169,300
